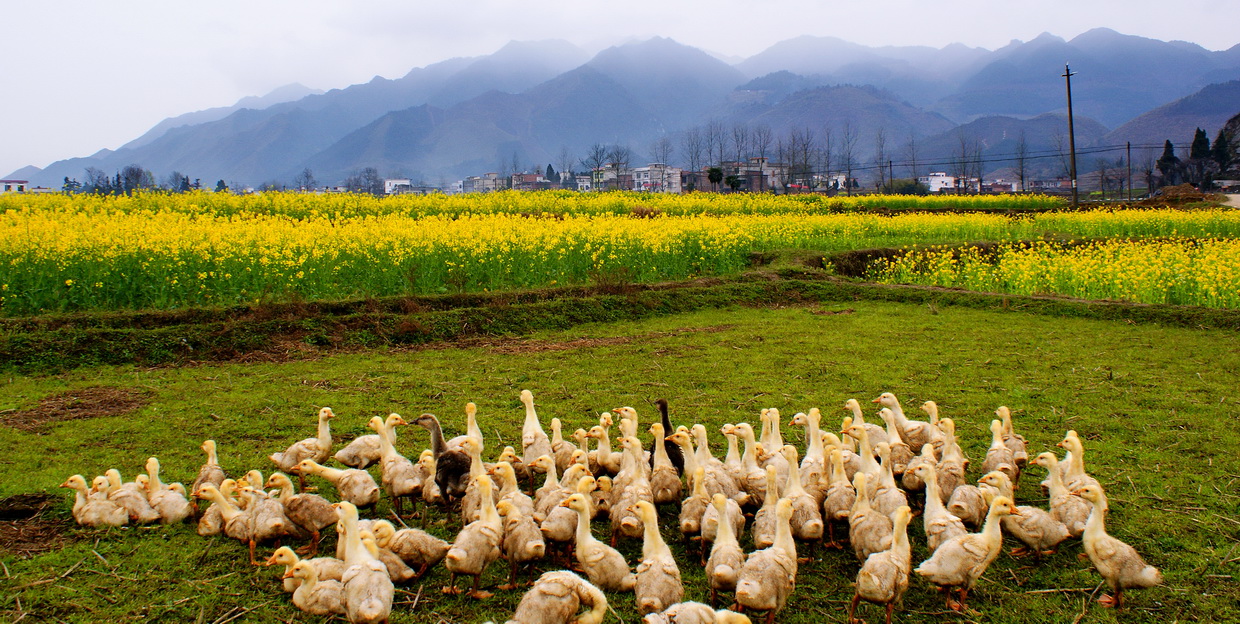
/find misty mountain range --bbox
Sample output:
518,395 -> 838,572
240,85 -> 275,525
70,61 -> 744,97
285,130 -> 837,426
11,28 -> 1240,187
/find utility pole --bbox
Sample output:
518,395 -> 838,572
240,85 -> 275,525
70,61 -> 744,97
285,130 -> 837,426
1126,142 -> 1133,202
888,160 -> 894,192
1063,64 -> 1079,208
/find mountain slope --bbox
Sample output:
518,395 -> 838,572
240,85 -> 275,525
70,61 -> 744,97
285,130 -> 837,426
1104,80 -> 1240,148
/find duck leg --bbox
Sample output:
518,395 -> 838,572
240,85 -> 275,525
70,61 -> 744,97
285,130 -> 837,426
847,592 -> 862,623
498,559 -> 520,591
442,572 -> 462,595
468,573 -> 493,599
248,539 -> 260,566
1098,592 -> 1120,608
296,530 -> 321,556
884,601 -> 894,624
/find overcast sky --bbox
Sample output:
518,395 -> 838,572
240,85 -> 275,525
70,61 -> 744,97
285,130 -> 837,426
2,0 -> 1236,178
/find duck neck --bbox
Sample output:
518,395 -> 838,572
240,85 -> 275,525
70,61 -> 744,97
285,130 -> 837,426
678,440 -> 698,475
830,453 -> 848,486
595,430 -> 612,456
551,420 -> 564,447
478,485 -> 499,526
316,415 -> 332,450
147,463 -> 165,492
573,504 -> 594,544
1067,442 -> 1086,478
275,478 -> 296,500
467,444 -> 485,479
466,405 -> 482,442
766,412 -> 784,448
739,430 -> 758,469
773,509 -> 795,555
542,463 -> 559,490
1046,462 -> 1069,498
205,444 -> 220,466
922,468 -> 946,512
891,513 -> 911,556
522,397 -> 540,437
376,423 -> 396,459
724,433 -> 741,465
693,430 -> 713,467
979,506 -> 1005,545
640,508 -> 671,560
785,454 -> 806,497
989,425 -> 1006,451
424,417 -> 446,458
652,426 -> 671,464
805,412 -> 824,462
714,502 -> 737,545
1084,497 -> 1108,542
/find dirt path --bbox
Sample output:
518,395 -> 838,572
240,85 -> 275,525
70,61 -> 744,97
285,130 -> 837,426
1225,193 -> 1240,207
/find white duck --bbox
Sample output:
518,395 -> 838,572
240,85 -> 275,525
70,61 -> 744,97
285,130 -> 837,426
520,389 -> 553,466
633,500 -> 683,615
914,496 -> 1018,612
735,498 -> 797,624
1077,484 -> 1162,609
270,407 -> 335,485
336,501 -> 394,624
849,506 -> 912,624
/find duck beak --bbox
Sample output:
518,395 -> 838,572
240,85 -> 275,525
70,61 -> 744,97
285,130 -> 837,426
282,570 -> 294,579
871,398 -> 880,404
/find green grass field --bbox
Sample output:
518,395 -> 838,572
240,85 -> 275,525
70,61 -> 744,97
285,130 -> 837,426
2,297 -> 1237,623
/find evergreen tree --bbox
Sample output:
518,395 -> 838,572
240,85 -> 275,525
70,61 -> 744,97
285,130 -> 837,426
214,179 -> 228,193
1213,128 -> 1234,172
1189,128 -> 1211,160
546,164 -> 556,181
1156,140 -> 1183,187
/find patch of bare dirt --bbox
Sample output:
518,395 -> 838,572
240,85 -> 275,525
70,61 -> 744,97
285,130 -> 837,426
0,493 -> 74,558
3,387 -> 150,433
439,325 -> 737,355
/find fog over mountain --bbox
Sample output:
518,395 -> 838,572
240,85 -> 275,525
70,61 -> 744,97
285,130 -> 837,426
12,29 -> 1240,187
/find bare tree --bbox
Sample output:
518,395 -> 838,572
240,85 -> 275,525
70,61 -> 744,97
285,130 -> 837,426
839,122 -> 858,195
293,167 -> 317,192
557,147 -> 575,185
1051,131 -> 1072,180
820,126 -> 833,191
580,143 -> 609,191
1014,131 -> 1028,193
904,133 -> 920,181
752,124 -> 773,159
650,136 -> 675,192
873,128 -> 888,191
705,119 -> 727,167
953,129 -> 972,192
785,127 -> 816,189
1096,158 -> 1111,199
606,144 -> 632,190
681,127 -> 705,172
730,123 -> 750,163
971,139 -> 985,193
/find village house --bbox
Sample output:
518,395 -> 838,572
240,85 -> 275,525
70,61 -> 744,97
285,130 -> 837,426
1,179 -> 28,193
462,172 -> 505,193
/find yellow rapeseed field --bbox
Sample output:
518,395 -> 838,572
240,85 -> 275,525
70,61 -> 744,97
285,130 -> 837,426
1,191 -> 1237,314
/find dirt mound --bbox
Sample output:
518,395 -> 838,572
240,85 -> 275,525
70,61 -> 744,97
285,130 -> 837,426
3,386 -> 149,432
1146,183 -> 1220,204
0,493 -> 74,558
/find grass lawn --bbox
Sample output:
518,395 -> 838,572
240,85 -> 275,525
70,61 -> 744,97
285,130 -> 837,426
1,299 -> 1237,623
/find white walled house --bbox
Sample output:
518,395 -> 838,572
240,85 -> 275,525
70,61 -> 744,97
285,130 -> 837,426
1,179 -> 28,193
631,163 -> 682,193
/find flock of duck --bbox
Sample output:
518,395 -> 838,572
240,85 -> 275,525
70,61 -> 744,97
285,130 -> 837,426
61,390 -> 1163,624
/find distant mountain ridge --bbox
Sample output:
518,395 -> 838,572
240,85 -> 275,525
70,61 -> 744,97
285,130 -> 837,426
12,29 -> 1240,187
